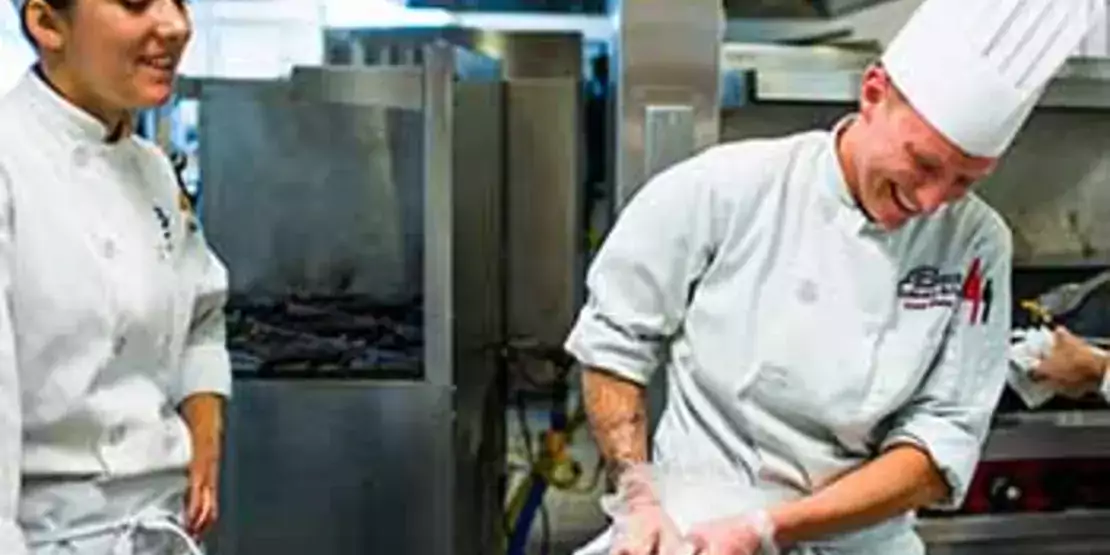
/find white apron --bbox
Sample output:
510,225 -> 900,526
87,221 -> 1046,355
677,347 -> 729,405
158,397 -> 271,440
19,472 -> 204,555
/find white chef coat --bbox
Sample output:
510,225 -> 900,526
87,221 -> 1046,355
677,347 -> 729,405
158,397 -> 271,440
567,118 -> 1013,553
0,70 -> 233,553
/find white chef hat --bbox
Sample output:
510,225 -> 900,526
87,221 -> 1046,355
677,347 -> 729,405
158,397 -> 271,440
881,0 -> 1106,158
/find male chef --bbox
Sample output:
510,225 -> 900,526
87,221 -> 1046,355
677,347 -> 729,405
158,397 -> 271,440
566,1 -> 1105,554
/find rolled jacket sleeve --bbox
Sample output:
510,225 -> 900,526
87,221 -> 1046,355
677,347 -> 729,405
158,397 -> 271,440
881,224 -> 1013,510
173,233 -> 233,405
565,155 -> 725,385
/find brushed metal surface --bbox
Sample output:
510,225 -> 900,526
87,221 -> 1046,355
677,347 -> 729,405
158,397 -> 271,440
289,65 -> 424,109
983,410 -> 1110,461
423,44 -> 456,389
211,380 -> 455,555
193,44 -> 506,555
197,77 -> 426,304
505,77 -> 583,367
918,510 -> 1110,546
452,79 -> 507,555
644,104 -> 698,177
610,0 -> 724,209
719,43 -> 1110,110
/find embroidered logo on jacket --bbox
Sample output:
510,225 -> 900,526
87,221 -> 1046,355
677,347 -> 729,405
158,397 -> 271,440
961,257 -> 994,325
152,205 -> 174,257
897,266 -> 963,309
897,258 -> 994,324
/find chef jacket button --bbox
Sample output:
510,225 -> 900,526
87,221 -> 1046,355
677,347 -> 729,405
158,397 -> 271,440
797,280 -> 818,304
164,431 -> 179,452
102,239 -> 116,259
107,425 -> 126,445
113,336 -> 126,355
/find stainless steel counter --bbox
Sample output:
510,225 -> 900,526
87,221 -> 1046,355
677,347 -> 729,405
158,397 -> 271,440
915,411 -> 1110,553
919,510 -> 1110,554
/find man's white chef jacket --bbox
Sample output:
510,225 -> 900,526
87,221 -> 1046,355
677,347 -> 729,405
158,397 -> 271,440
566,119 -> 1012,551
0,71 -> 232,550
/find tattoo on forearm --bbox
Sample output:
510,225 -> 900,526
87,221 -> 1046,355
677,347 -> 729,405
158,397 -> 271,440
582,368 -> 649,483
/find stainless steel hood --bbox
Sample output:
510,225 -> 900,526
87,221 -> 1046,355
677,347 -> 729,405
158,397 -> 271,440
723,0 -> 901,18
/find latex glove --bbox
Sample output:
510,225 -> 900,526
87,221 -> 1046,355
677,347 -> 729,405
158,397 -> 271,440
602,465 -> 688,555
1031,326 -> 1109,399
684,510 -> 778,555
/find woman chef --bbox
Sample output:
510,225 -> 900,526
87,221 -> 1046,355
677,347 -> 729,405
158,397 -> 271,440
0,0 -> 232,553
567,1 -> 1104,554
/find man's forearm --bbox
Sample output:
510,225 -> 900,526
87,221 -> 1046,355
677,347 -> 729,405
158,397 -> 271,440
581,367 -> 649,481
768,445 -> 949,547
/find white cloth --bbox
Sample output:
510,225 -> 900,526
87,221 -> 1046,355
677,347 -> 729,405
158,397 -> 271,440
1007,327 -> 1056,408
20,471 -> 202,555
566,120 -> 1013,553
1009,326 -> 1110,406
0,70 -> 232,553
882,0 -> 1104,157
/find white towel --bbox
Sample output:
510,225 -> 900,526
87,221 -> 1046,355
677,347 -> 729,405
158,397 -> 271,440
1008,326 -> 1056,408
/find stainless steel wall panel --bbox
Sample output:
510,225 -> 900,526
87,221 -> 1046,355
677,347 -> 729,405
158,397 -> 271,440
210,380 -> 455,555
451,80 -> 507,555
610,0 -> 724,209
506,78 -> 582,366
188,43 -> 507,555
289,66 -> 424,109
422,45 -> 457,389
198,79 -> 426,304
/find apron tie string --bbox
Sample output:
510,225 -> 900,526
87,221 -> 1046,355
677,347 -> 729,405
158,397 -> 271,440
110,508 -> 203,555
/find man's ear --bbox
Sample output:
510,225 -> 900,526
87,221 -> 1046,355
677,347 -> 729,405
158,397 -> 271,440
23,0 -> 67,52
858,64 -> 892,122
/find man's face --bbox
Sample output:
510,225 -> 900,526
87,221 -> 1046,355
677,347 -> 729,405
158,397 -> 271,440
29,0 -> 192,109
849,66 -> 997,231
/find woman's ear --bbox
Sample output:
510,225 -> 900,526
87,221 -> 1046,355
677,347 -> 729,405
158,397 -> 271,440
23,0 -> 67,52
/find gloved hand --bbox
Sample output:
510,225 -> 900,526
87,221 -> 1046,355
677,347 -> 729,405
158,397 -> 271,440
684,510 -> 778,555
601,465 -> 688,555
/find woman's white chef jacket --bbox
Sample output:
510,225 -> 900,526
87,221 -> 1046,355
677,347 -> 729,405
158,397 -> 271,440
0,72 -> 233,552
566,119 -> 1013,553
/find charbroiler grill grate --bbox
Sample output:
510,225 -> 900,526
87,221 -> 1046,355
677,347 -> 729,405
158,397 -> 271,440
225,295 -> 423,377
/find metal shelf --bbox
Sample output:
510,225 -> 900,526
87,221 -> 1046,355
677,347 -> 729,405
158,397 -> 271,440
721,43 -> 1110,110
917,509 -> 1110,544
1012,253 -> 1110,269
983,411 -> 1110,461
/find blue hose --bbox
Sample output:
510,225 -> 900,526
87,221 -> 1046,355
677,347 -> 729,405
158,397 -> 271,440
508,474 -> 549,555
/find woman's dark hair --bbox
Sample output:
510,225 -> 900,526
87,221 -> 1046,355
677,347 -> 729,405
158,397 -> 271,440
19,0 -> 74,47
